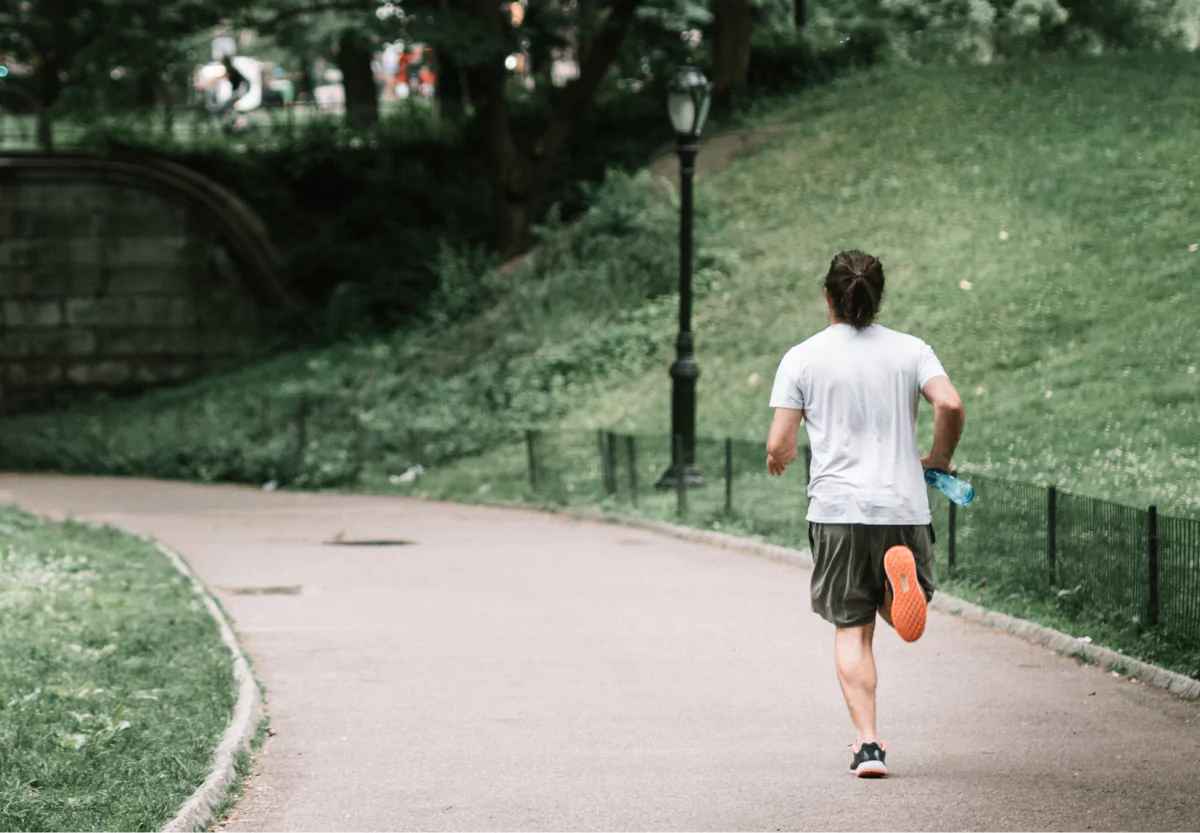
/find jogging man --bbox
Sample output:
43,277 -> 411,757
765,250 -> 965,778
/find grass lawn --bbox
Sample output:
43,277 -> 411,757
0,506 -> 236,832
565,54 -> 1200,517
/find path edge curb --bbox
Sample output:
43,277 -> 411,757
157,542 -> 264,833
565,507 -> 1200,700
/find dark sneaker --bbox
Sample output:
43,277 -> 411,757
850,741 -> 888,778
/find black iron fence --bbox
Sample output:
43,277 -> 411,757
1,401 -> 1197,653
522,429 -> 1200,650
928,474 -> 1200,645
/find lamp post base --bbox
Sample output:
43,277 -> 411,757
654,463 -> 707,491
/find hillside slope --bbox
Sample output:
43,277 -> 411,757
5,54 -> 1198,515
564,55 -> 1200,514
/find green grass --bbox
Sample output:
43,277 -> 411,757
940,576 -> 1200,682
568,54 -> 1200,517
0,507 -> 237,832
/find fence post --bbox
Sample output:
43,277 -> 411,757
1047,485 -> 1057,587
626,436 -> 639,509
948,499 -> 957,577
675,434 -> 687,517
1148,505 -> 1159,628
525,429 -> 538,493
351,399 -> 365,479
294,395 -> 309,476
597,431 -> 607,495
598,430 -> 616,496
724,438 -> 733,515
260,396 -> 271,440
605,431 -> 618,497
176,401 -> 187,447
804,445 -> 813,486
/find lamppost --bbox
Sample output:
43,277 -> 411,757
656,66 -> 712,491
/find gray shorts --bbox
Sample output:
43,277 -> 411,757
808,523 -> 936,628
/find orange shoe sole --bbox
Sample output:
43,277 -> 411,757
885,545 -> 927,642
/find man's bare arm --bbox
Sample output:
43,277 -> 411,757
766,408 -> 804,476
921,376 -> 965,471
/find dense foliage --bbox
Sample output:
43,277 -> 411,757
71,25 -> 885,335
0,167 -> 734,485
815,0 -> 1197,63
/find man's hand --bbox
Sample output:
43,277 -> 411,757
767,453 -> 788,477
920,453 -> 953,473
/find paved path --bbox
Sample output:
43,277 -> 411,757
2,475 -> 1198,832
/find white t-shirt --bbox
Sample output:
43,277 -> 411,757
769,323 -> 948,525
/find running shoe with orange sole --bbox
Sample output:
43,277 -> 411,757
884,545 -> 927,642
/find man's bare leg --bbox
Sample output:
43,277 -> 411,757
834,621 -> 880,744
879,591 -> 894,628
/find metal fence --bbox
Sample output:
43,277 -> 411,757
521,429 -> 1200,650
1,401 -> 1197,651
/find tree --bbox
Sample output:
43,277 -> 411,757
246,0 -> 384,126
458,0 -> 649,254
337,25 -> 378,125
711,0 -> 752,95
3,0 -> 242,149
4,0 -> 94,149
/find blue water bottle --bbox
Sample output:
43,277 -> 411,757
924,468 -> 975,506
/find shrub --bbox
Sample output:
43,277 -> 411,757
821,0 -> 1195,63
746,24 -> 888,94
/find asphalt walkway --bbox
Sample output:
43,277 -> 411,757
1,475 -> 1197,831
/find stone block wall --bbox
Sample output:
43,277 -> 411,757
0,173 -> 261,411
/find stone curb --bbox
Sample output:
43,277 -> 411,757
566,507 -> 1200,701
157,542 -> 263,833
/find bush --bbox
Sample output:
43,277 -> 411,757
746,24 -> 888,94
79,96 -> 682,339
817,0 -> 1195,63
0,167 -> 735,483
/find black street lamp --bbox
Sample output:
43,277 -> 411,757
656,66 -> 712,491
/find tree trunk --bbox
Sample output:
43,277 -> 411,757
577,0 -> 597,67
34,0 -> 76,152
435,0 -> 469,118
135,71 -> 158,108
337,29 -> 379,127
36,110 -> 55,152
435,50 -> 467,119
794,0 -> 806,28
466,0 -> 644,254
712,0 -> 753,95
466,58 -> 535,255
34,64 -> 62,151
297,53 -> 317,103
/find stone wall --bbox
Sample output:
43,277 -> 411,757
0,168 -> 264,411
